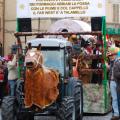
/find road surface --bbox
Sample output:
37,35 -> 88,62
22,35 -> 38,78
0,108 -> 112,120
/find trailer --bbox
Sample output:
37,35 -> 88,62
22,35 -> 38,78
46,18 -> 111,114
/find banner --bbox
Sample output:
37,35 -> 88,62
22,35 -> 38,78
17,0 -> 106,18
17,0 -> 30,18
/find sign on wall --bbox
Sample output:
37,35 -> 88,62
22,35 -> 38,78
107,28 -> 120,35
17,0 -> 106,18
106,24 -> 120,35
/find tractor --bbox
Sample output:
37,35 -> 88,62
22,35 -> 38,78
1,33 -> 83,120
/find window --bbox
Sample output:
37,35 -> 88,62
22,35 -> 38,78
42,49 -> 65,76
113,4 -> 119,23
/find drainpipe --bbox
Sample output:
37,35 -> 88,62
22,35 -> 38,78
38,18 -> 40,32
2,0 -> 5,56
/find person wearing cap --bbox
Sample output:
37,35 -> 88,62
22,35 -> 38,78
106,46 -> 120,120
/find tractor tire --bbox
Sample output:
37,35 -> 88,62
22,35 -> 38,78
57,97 -> 75,120
15,80 -> 24,103
1,96 -> 34,120
1,96 -> 17,120
67,77 -> 83,120
74,80 -> 83,120
15,80 -> 34,120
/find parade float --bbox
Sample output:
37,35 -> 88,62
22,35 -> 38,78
46,17 -> 111,114
1,1 -> 110,120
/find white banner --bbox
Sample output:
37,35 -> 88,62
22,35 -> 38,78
17,0 -> 106,18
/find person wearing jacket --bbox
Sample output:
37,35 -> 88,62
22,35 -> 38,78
106,46 -> 120,120
0,60 -> 5,101
7,54 -> 18,96
113,51 -> 120,119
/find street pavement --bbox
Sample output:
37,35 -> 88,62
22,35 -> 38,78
0,108 -> 112,120
34,112 -> 112,120
83,112 -> 112,120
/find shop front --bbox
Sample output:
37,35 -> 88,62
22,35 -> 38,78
106,23 -> 120,47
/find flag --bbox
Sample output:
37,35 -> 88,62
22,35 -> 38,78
17,0 -> 30,18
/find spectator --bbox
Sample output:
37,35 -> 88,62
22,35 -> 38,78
106,46 -> 120,120
0,60 -> 4,101
113,50 -> 120,119
7,54 -> 18,96
3,58 -> 8,96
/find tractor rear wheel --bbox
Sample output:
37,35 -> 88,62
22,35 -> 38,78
67,78 -> 83,120
74,80 -> 83,120
57,96 -> 75,120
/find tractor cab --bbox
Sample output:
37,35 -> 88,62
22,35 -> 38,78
27,38 -> 73,78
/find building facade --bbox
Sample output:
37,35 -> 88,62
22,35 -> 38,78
3,0 -> 120,55
0,0 -> 4,56
4,0 -> 53,55
106,1 -> 120,43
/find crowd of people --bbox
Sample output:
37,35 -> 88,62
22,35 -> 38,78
69,34 -> 103,84
68,34 -> 120,120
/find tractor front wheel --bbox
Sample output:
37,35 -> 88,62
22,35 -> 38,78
1,96 -> 17,120
67,77 -> 83,120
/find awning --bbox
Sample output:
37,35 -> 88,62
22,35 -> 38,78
47,19 -> 94,40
